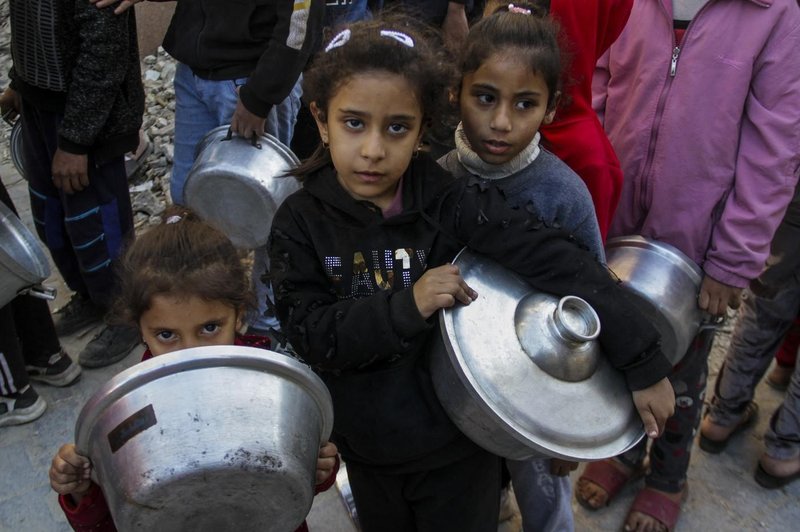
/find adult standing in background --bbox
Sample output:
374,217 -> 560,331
2,0 -> 144,368
580,1 -> 800,531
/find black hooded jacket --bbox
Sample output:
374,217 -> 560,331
269,154 -> 671,471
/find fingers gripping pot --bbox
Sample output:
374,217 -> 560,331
184,127 -> 301,250
431,249 -> 645,461
74,346 -> 333,532
0,201 -> 56,306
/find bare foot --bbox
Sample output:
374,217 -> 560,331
575,459 -> 636,510
624,487 -> 685,532
760,453 -> 800,478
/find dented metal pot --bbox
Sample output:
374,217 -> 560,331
184,127 -> 301,249
74,346 -> 333,532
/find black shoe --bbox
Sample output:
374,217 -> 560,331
0,385 -> 47,427
79,324 -> 140,368
53,294 -> 104,336
26,350 -> 82,387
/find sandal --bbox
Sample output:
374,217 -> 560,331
626,487 -> 686,532
698,401 -> 758,454
754,461 -> 800,490
575,459 -> 643,511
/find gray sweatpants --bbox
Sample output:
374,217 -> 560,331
706,286 -> 800,461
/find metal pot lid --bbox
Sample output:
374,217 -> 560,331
75,346 -> 333,451
184,126 -> 301,249
441,249 -> 643,460
0,201 -> 50,283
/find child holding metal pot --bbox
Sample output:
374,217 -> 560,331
437,4 -> 624,531
267,15 -> 675,532
48,208 -> 339,532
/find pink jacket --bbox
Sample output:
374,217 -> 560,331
593,0 -> 800,287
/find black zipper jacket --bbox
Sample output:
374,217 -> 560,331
161,0 -> 323,118
269,155 -> 671,471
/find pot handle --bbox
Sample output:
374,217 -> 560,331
222,127 -> 262,150
19,284 -> 57,301
699,313 -> 726,331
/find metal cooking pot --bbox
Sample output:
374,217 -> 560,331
605,236 -> 712,366
431,249 -> 644,461
184,126 -> 301,249
75,346 -> 334,532
0,201 -> 55,307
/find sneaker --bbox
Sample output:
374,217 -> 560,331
78,324 -> 140,368
0,385 -> 47,427
26,350 -> 82,387
53,294 -> 105,336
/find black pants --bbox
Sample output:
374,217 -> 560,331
21,99 -> 133,308
345,448 -> 501,532
0,178 -> 61,395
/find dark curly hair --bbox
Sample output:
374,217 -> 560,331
291,14 -> 458,180
112,206 -> 254,326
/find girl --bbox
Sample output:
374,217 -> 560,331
438,5 -> 603,531
48,209 -> 339,532
268,15 -> 675,532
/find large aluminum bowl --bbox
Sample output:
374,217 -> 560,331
184,126 -> 301,250
0,201 -> 52,306
75,346 -> 333,532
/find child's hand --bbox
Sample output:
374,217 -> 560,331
550,458 -> 579,477
632,377 -> 675,439
698,275 -> 742,316
412,265 -> 478,320
316,441 -> 338,485
49,444 -> 92,501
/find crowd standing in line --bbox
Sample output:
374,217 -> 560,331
1,1 -> 798,531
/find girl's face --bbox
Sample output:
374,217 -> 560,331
460,52 -> 557,165
139,294 -> 242,356
311,72 -> 425,211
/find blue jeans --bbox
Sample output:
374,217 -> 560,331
172,61 -> 303,333
171,62 -> 303,204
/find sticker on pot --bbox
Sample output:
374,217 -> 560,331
108,404 -> 157,453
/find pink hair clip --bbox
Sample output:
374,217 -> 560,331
508,3 -> 532,15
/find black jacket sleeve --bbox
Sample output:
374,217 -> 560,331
269,197 -> 432,371
239,0 -> 323,118
59,1 -> 136,153
431,178 -> 673,391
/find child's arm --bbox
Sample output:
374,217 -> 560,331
269,200 -> 445,371
413,264 -> 477,319
50,444 -> 92,501
50,444 -> 116,531
632,377 -> 675,438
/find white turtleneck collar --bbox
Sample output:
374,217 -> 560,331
455,122 -> 541,180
